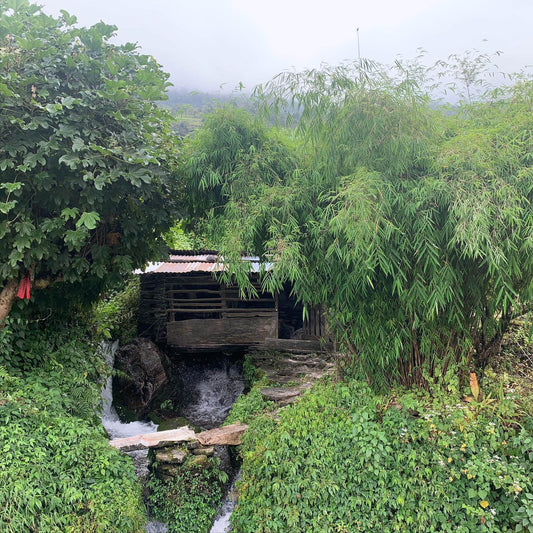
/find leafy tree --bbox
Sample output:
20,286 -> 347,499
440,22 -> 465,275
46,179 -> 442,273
192,60 -> 533,388
0,1 -> 179,324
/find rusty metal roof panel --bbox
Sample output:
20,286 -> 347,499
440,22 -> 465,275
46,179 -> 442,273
144,262 -> 223,273
168,254 -> 219,263
136,253 -> 269,275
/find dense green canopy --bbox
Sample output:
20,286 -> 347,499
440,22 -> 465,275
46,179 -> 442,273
0,1 -> 179,322
185,61 -> 533,387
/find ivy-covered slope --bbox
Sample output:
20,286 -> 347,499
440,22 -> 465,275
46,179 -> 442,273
0,324 -> 146,533
230,377 -> 533,532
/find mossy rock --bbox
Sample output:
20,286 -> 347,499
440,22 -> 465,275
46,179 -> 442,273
187,454 -> 209,469
155,446 -> 190,465
114,404 -> 139,423
156,416 -> 193,432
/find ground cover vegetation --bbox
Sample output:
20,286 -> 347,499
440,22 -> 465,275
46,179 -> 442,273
226,350 -> 533,532
0,321 -> 146,532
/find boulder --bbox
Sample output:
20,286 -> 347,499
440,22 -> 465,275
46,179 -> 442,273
113,338 -> 169,417
188,454 -> 209,468
192,445 -> 215,456
155,463 -> 182,481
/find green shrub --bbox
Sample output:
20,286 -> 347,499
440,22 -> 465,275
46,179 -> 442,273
224,379 -> 275,426
92,276 -> 140,344
242,354 -> 260,389
147,460 -> 225,533
163,220 -> 194,250
232,379 -> 533,532
0,326 -> 146,532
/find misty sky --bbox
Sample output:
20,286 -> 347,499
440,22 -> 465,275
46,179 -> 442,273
37,0 -> 532,93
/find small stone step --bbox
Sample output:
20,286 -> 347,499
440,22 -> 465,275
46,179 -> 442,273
260,384 -> 312,405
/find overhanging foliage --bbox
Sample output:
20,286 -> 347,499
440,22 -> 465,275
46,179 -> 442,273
0,1 -> 180,321
186,59 -> 533,387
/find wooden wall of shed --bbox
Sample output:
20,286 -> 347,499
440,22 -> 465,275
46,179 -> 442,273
165,273 -> 276,320
167,315 -> 278,349
138,272 -> 279,348
303,305 -> 325,339
138,271 -> 325,348
138,273 -> 167,344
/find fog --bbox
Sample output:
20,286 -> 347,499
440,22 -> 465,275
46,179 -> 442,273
35,0 -> 533,92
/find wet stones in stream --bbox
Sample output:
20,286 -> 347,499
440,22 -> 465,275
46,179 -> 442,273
113,338 -> 170,419
151,441 -> 233,486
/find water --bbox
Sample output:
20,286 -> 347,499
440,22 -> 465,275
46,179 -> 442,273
173,355 -> 245,533
100,343 -> 244,533
100,341 -> 158,477
210,470 -> 241,533
100,341 -> 166,532
145,521 -> 168,533
178,357 -> 245,429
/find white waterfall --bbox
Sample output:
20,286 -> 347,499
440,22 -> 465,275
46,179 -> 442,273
99,341 -> 166,533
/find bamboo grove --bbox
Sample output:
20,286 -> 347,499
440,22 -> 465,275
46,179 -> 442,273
183,58 -> 533,388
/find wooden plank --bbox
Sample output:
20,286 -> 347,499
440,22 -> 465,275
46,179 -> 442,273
221,286 -> 228,319
167,289 -> 221,295
168,302 -> 223,308
167,291 -> 274,300
166,278 -> 218,286
167,316 -> 278,348
169,298 -> 223,303
168,307 -> 275,314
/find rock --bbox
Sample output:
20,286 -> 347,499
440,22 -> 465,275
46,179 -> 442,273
249,351 -> 335,385
157,417 -> 193,432
113,338 -> 169,417
196,422 -> 248,446
155,446 -> 189,464
192,446 -> 215,456
188,454 -> 209,468
260,384 -> 311,405
155,463 -> 182,481
109,426 -> 196,451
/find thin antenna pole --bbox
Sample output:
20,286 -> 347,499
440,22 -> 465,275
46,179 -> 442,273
356,27 -> 361,62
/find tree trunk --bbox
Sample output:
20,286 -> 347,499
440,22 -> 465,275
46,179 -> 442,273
0,278 -> 19,327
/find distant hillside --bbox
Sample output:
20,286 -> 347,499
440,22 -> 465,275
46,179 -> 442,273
161,88 -> 255,136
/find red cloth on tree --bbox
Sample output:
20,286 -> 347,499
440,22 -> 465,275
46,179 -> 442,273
16,274 -> 31,299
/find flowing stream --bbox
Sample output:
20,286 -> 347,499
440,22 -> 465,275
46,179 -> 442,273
210,470 -> 241,533
100,342 -> 244,533
100,341 -> 166,532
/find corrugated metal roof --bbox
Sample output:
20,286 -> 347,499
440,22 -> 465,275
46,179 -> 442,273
147,261 -> 225,273
135,251 -> 270,275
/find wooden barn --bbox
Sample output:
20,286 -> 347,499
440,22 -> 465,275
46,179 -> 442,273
137,251 -> 325,351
